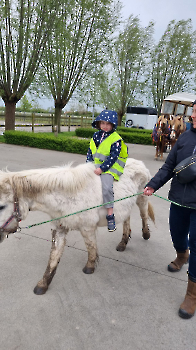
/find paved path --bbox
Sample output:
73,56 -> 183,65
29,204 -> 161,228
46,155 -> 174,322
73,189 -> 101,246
0,143 -> 195,350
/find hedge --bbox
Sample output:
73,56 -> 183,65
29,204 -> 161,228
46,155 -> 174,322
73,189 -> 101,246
0,135 -> 5,143
75,127 -> 95,138
118,131 -> 153,145
4,131 -> 90,154
4,127 -> 153,155
75,127 -> 153,145
117,126 -> 152,134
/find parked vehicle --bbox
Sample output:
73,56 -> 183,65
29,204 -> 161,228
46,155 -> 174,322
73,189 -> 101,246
161,92 -> 196,129
125,106 -> 158,129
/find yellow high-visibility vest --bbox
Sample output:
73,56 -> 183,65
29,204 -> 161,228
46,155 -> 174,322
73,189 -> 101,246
90,132 -> 128,181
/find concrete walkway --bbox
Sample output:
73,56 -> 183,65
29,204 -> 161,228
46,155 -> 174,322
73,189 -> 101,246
0,143 -> 195,350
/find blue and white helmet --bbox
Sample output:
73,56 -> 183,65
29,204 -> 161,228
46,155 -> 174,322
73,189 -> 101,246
92,110 -> 118,130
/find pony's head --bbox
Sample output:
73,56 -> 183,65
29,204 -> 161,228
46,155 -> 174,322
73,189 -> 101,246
0,174 -> 29,242
169,115 -> 186,140
175,115 -> 185,131
157,115 -> 167,135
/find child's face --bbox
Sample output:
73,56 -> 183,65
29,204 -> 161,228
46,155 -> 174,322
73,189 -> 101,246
100,121 -> 113,132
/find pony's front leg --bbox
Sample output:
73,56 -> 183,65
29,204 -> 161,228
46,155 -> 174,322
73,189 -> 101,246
34,229 -> 67,295
154,139 -> 160,160
154,141 -> 159,159
160,138 -> 165,160
160,141 -> 164,160
80,227 -> 99,274
136,195 -> 150,240
116,216 -> 131,251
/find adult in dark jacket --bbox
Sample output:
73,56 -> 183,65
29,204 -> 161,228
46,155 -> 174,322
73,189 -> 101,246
144,100 -> 196,319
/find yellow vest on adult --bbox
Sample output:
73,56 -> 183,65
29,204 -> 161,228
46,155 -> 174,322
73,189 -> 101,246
90,132 -> 128,181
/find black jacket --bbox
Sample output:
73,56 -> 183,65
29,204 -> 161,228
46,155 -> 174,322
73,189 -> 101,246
147,124 -> 196,208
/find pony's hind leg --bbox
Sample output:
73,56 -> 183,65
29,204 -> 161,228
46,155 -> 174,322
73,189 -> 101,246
116,216 -> 131,252
80,227 -> 99,274
136,195 -> 150,240
34,229 -> 67,295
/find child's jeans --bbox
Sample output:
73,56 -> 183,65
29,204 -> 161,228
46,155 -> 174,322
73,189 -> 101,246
100,173 -> 114,208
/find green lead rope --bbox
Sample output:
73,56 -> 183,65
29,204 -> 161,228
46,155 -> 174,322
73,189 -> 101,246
21,192 -> 143,229
153,193 -> 196,210
20,192 -> 196,230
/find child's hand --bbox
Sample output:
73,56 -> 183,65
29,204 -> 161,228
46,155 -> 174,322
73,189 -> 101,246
94,167 -> 103,175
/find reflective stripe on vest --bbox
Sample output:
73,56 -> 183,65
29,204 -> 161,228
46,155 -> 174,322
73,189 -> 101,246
90,132 -> 128,181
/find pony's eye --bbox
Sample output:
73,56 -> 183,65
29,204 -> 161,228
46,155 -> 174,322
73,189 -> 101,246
0,205 -> 6,211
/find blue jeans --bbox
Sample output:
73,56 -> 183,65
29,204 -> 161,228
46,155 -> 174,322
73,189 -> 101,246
169,203 -> 196,280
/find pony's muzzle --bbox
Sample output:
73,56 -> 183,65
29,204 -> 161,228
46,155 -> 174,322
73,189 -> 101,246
0,229 -> 6,243
0,226 -> 18,242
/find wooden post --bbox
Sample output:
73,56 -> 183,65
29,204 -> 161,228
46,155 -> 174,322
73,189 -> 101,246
32,113 -> 35,132
68,115 -> 70,132
53,125 -> 58,137
81,115 -> 83,127
51,114 -> 54,132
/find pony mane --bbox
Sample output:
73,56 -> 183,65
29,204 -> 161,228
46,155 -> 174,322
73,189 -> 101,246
0,162 -> 96,196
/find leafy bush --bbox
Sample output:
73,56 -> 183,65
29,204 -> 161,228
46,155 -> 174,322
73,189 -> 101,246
75,127 -> 153,145
4,131 -> 90,154
117,126 -> 152,134
4,125 -> 153,155
0,134 -> 5,143
118,131 -> 152,145
75,128 -> 95,138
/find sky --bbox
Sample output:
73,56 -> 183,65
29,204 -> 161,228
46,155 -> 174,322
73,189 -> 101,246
121,0 -> 196,41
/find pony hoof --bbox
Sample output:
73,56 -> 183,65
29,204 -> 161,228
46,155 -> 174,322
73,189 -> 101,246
34,285 -> 48,295
116,243 -> 126,252
142,232 -> 150,240
83,266 -> 95,274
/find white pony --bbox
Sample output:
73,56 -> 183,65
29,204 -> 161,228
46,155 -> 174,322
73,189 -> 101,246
0,158 -> 155,295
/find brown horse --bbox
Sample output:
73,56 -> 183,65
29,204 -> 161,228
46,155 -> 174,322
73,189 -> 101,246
154,115 -> 170,160
169,115 -> 186,149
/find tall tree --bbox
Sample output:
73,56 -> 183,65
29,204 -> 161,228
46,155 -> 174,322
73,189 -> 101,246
18,95 -> 32,112
42,0 -> 119,131
95,15 -> 154,125
0,0 -> 59,130
150,19 -> 196,115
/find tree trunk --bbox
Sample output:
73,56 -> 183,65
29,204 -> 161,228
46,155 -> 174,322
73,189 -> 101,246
54,105 -> 62,133
118,112 -> 123,127
5,101 -> 16,131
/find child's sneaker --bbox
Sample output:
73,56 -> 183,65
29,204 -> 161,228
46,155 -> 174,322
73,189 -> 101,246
106,214 -> 116,232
